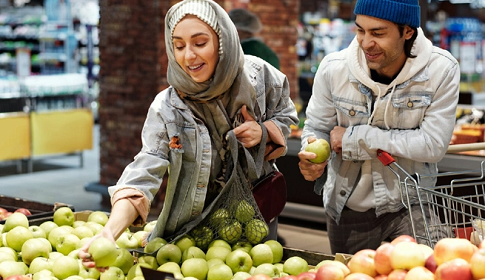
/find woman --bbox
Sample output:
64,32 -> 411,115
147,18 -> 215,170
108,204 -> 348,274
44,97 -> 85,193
79,0 -> 298,269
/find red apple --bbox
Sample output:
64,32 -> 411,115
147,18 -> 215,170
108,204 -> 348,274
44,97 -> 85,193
470,247 -> 485,280
343,272 -> 374,280
434,238 -> 477,265
279,276 -> 298,280
346,249 -> 377,278
424,254 -> 438,274
390,235 -> 416,245
0,208 -> 8,216
390,241 -> 425,270
435,258 -> 473,280
374,275 -> 388,280
4,276 -> 32,280
374,243 -> 394,275
387,269 -> 407,280
14,208 -> 32,216
315,264 -> 344,280
248,274 -> 272,280
297,271 -> 316,280
404,266 -> 434,280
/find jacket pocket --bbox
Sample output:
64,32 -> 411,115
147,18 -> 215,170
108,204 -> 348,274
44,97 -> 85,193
391,93 -> 431,128
334,98 -> 369,125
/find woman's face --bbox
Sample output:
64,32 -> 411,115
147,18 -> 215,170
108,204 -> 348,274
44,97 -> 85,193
172,15 -> 219,83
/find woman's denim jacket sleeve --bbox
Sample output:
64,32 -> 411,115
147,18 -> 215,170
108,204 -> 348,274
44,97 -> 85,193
108,55 -> 298,240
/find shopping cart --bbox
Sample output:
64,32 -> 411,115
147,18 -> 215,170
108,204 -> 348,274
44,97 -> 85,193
377,143 -> 485,248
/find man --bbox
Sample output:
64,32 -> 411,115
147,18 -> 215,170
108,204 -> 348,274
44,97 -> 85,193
298,0 -> 460,254
228,8 -> 280,70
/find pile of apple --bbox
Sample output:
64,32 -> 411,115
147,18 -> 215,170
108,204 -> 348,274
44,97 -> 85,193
0,206 -> 318,280
252,234 -> 485,280
0,207 -> 32,220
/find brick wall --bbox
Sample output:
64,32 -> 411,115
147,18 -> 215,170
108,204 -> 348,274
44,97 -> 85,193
97,0 -> 299,188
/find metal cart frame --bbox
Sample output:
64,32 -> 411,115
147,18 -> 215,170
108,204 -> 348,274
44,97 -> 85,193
377,145 -> 485,248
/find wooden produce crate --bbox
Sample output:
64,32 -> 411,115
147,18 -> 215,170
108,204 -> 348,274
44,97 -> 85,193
0,195 -> 74,224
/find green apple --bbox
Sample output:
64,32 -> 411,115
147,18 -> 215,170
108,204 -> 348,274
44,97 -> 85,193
218,220 -> 242,244
143,220 -> 157,232
234,200 -> 255,223
253,263 -> 279,277
245,219 -> 269,245
0,246 -> 17,261
48,226 -> 73,249
49,251 -> 64,261
116,231 -> 139,249
208,209 -> 229,227
6,225 -> 33,252
72,220 -> 86,228
264,240 -> 284,263
274,263 -> 284,274
205,246 -> 231,262
52,256 -> 80,280
21,237 -> 51,265
249,244 -> 273,267
56,233 -> 81,255
207,258 -> 224,269
133,230 -> 149,247
53,207 -> 75,227
71,226 -> 94,240
282,256 -> 308,276
78,260 -> 101,279
233,271 -> 252,280
88,237 -> 119,267
181,258 -> 209,280
29,257 -> 53,274
225,249 -> 253,273
182,246 -> 206,262
156,244 -> 182,266
144,236 -> 167,254
138,255 -> 158,269
208,239 -> 232,251
232,241 -> 253,254
158,261 -> 181,273
33,269 -> 56,280
67,249 -> 81,260
191,226 -> 213,250
63,276 -> 84,280
0,252 -> 16,263
39,221 -> 59,238
100,266 -> 125,280
127,263 -> 152,280
84,222 -> 104,235
0,260 -> 28,278
3,212 -> 29,232
305,138 -> 331,163
87,211 -> 109,226
111,247 -> 134,274
207,263 -> 233,280
175,235 -> 196,253
29,225 -> 47,239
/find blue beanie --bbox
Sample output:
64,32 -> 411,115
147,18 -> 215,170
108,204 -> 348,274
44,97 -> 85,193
354,0 -> 420,28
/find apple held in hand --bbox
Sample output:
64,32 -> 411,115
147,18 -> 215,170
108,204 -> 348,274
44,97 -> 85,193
305,139 -> 330,163
88,237 -> 119,267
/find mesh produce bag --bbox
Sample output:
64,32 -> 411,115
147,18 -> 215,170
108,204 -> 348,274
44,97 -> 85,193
168,125 -> 270,249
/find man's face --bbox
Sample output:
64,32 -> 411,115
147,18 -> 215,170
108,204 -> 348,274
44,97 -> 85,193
355,15 -> 414,79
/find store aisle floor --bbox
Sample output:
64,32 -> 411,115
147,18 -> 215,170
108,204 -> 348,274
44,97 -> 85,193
0,124 -> 332,255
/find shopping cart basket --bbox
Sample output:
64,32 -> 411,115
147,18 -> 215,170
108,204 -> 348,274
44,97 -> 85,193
377,143 -> 485,248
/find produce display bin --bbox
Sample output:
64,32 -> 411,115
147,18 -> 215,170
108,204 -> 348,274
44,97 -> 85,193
0,195 -> 74,224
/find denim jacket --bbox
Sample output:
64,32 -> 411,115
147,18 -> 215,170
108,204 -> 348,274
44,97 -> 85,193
301,28 -> 460,224
109,55 -> 298,239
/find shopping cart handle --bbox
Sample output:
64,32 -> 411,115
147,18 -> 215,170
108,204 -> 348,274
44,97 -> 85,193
377,149 -> 395,166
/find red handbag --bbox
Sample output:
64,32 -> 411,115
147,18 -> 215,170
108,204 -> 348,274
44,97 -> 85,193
252,171 -> 287,223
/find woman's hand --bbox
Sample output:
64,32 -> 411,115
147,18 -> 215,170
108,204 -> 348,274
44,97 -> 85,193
78,228 -> 116,271
298,137 -> 328,181
233,105 -> 262,148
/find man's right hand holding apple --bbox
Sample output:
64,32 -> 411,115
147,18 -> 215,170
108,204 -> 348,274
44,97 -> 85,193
298,137 -> 328,181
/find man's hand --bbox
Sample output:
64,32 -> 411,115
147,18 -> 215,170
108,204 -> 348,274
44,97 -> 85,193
330,126 -> 346,153
298,137 -> 328,181
233,105 -> 262,148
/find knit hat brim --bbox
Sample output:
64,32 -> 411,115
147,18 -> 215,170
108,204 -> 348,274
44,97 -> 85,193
354,0 -> 420,28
